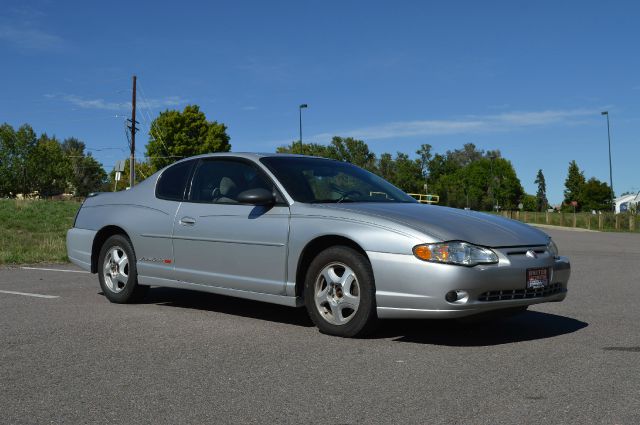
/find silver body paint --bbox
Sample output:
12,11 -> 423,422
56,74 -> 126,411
67,153 -> 570,318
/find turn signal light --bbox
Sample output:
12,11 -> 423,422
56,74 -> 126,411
413,245 -> 432,261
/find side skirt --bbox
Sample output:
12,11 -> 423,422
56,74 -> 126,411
138,275 -> 304,308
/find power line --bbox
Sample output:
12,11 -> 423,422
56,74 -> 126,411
137,81 -> 170,154
86,147 -> 127,153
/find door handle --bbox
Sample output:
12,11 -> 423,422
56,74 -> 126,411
179,217 -> 196,226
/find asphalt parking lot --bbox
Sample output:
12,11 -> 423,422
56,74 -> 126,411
1,227 -> 639,424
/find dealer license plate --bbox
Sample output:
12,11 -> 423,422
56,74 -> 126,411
526,268 -> 549,289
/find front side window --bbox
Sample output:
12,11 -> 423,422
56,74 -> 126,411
189,159 -> 273,203
156,159 -> 196,201
260,156 -> 416,204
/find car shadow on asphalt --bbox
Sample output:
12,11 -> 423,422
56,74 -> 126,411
141,287 -> 315,327
139,288 -> 587,346
374,311 -> 588,346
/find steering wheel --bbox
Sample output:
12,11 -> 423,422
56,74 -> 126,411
330,185 -> 362,203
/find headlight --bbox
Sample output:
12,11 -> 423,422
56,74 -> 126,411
547,239 -> 559,259
413,241 -> 498,266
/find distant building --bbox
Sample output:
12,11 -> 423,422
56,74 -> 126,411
614,192 -> 640,213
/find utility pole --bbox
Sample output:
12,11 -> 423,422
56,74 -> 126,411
128,75 -> 138,188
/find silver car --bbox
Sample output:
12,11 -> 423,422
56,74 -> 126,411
67,153 -> 570,337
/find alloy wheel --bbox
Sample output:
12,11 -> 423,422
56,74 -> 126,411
314,262 -> 360,325
102,246 -> 129,293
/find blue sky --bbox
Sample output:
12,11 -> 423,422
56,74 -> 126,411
1,0 -> 638,203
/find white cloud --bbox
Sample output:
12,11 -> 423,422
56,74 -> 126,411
0,24 -> 64,51
63,95 -> 127,111
489,109 -> 595,126
301,108 -> 599,144
139,96 -> 187,110
49,94 -> 187,111
312,120 -> 487,141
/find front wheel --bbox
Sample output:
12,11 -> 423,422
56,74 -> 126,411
98,234 -> 148,303
304,246 -> 377,337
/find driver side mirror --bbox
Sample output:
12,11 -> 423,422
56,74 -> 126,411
236,188 -> 275,206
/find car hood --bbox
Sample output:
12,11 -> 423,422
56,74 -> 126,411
316,203 -> 550,247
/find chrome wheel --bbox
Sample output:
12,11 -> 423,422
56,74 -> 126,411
102,246 -> 129,293
314,262 -> 360,325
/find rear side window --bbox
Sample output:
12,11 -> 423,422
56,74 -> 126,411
189,159 -> 273,203
156,160 -> 195,201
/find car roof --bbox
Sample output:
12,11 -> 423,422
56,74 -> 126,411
170,152 -> 334,163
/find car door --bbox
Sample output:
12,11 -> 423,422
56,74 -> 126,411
136,158 -> 196,281
171,157 -> 290,295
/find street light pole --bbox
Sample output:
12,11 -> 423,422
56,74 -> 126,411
299,104 -> 308,153
489,154 -> 497,211
601,111 -> 615,212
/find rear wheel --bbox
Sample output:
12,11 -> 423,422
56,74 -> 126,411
98,234 -> 148,303
304,246 -> 377,337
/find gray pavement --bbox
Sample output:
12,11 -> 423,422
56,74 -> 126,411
1,228 -> 639,424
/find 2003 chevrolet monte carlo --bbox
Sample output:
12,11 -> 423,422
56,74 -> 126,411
66,153 -> 570,337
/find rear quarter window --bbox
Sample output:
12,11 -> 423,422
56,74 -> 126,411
156,160 -> 195,201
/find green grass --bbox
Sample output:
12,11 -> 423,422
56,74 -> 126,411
0,199 -> 81,264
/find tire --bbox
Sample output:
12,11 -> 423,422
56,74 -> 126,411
97,234 -> 148,303
304,246 -> 377,337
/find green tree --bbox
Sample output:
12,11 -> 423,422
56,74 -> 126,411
521,194 -> 538,212
424,153 -> 453,186
61,137 -> 107,196
146,105 -> 231,171
490,158 -> 523,210
276,141 -> 331,157
326,137 -> 377,172
0,123 -> 38,196
377,153 -> 396,184
448,143 -> 486,167
0,124 -> 15,196
563,160 -> 586,210
61,137 -> 85,155
535,169 -> 548,212
29,134 -> 70,197
580,178 -> 613,212
392,152 -> 422,193
13,124 -> 38,195
423,146 -> 521,210
76,155 -> 108,196
416,143 -> 432,190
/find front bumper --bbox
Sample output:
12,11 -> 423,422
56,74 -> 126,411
368,250 -> 570,319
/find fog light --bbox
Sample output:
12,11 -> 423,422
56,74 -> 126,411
445,291 -> 457,302
445,290 -> 469,303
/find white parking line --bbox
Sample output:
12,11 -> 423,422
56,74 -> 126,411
0,290 -> 59,299
21,267 -> 89,274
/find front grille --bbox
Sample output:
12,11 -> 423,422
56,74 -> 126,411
506,249 -> 546,257
478,283 -> 563,302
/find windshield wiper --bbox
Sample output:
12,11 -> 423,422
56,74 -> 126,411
312,199 -> 356,204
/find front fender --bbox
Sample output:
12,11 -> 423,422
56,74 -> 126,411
285,211 -> 426,296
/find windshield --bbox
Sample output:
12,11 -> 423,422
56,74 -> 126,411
260,156 -> 417,204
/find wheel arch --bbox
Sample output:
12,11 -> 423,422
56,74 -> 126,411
91,225 -> 131,273
295,235 -> 370,297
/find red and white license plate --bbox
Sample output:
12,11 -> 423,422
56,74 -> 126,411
526,268 -> 549,289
